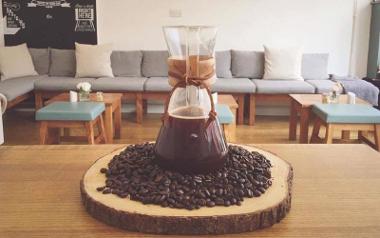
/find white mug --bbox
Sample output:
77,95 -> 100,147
70,91 -> 78,102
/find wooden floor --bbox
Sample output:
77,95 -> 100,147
2,109 -> 375,146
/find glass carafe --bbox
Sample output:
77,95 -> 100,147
154,26 -> 228,174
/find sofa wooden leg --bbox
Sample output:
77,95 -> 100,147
236,95 -> 245,125
135,93 -> 143,124
248,94 -> 256,126
35,92 -> 44,111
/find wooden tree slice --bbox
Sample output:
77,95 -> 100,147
80,144 -> 293,235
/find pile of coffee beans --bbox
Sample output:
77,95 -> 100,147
97,143 -> 272,210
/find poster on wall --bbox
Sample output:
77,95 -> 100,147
2,0 -> 97,49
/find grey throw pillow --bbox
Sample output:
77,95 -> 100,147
302,54 -> 329,80
231,50 -> 264,78
142,51 -> 169,77
215,50 -> 232,78
29,48 -> 50,75
111,51 -> 143,77
49,49 -> 76,77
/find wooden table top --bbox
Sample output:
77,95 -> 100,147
46,93 -> 123,106
1,144 -> 380,237
289,94 -> 369,107
218,94 -> 238,109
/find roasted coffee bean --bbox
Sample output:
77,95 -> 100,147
97,143 -> 272,210
96,186 -> 105,191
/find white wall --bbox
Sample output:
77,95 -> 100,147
0,0 -> 373,76
97,0 -> 372,76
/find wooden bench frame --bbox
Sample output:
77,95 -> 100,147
5,92 -> 34,110
142,92 -> 246,125
248,94 -> 291,125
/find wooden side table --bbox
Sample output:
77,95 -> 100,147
45,93 -> 122,143
289,94 -> 370,143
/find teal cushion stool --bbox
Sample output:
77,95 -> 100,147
312,103 -> 380,124
36,102 -> 105,121
311,103 -> 380,151
36,102 -> 107,145
215,104 -> 234,124
215,104 -> 235,142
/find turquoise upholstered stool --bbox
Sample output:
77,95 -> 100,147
215,104 -> 235,142
36,102 -> 107,145
310,103 -> 380,151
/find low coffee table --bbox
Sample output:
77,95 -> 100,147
289,94 -> 370,143
46,93 -> 122,143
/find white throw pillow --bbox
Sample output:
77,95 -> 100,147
263,46 -> 304,81
0,43 -> 38,81
75,43 -> 114,78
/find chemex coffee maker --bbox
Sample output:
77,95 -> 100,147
155,26 -> 228,174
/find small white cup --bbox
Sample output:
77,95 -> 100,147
69,91 -> 78,102
347,92 -> 356,104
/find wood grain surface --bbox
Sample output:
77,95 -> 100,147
1,144 -> 380,237
81,145 -> 292,235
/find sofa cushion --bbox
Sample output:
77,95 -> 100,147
49,49 -> 76,77
306,80 -> 340,93
34,77 -> 96,91
212,78 -> 255,93
142,51 -> 169,77
302,54 -> 329,80
111,51 -> 143,77
263,45 -> 303,81
0,75 -> 45,101
215,51 -> 232,78
29,48 -> 50,75
252,79 -> 315,94
144,77 -> 171,92
231,50 -> 264,78
92,77 -> 147,92
75,43 -> 114,78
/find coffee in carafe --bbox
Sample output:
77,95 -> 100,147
155,26 -> 228,174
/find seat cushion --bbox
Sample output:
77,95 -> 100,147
306,80 -> 341,94
142,51 -> 169,77
0,75 -> 45,101
29,48 -> 50,75
312,103 -> 380,124
49,49 -> 76,77
215,51 -> 232,78
231,50 -> 264,78
36,102 -> 105,121
302,54 -> 329,80
215,104 -> 234,124
111,51 -> 143,77
92,77 -> 147,92
212,78 -> 256,93
144,77 -> 172,92
34,77 -> 96,91
252,79 -> 315,94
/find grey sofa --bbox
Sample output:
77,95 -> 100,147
0,48 -> 376,125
